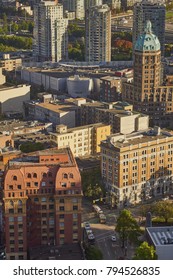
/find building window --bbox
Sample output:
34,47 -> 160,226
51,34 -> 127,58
41,197 -> 46,202
60,230 -> 64,234
71,182 -> 75,187
63,173 -> 68,179
42,173 -> 47,178
13,176 -> 17,181
60,214 -> 64,219
59,206 -> 64,211
59,199 -> 64,203
33,173 -> 37,178
19,255 -> 24,260
27,173 -> 31,178
73,206 -> 78,211
9,185 -> 13,190
69,173 -> 73,178
18,217 -> 22,222
26,182 -> 30,187
17,185 -> 22,189
9,217 -> 14,222
48,172 -> 52,177
61,183 -> 66,188
73,213 -> 77,219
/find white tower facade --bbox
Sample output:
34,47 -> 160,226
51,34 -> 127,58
85,4 -> 111,63
33,1 -> 68,62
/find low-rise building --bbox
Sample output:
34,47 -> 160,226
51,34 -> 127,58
81,100 -> 149,134
100,126 -> 173,208
0,54 -> 22,72
0,134 -> 13,149
100,76 -> 122,102
146,226 -> 173,260
0,83 -> 30,116
50,123 -> 111,157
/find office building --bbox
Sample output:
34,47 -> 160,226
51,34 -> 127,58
100,76 -> 122,102
85,4 -> 111,62
100,126 -> 173,208
81,100 -> 149,134
3,148 -> 82,260
133,0 -> 166,56
33,1 -> 68,62
104,0 -> 121,10
60,0 -> 85,19
123,20 -> 173,127
85,0 -> 103,9
50,123 -> 111,157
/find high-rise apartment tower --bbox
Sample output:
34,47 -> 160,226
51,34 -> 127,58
33,0 -> 68,62
85,4 -> 111,63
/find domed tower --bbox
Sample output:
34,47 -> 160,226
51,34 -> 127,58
133,20 -> 162,110
123,20 -> 173,127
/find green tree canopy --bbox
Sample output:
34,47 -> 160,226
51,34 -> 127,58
85,246 -> 103,260
133,241 -> 157,260
116,209 -> 141,247
153,201 -> 173,223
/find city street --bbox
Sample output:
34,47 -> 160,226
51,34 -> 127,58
82,199 -> 135,260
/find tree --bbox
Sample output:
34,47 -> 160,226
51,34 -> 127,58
133,242 -> 157,260
116,209 -> 141,247
153,201 -> 173,224
85,246 -> 103,260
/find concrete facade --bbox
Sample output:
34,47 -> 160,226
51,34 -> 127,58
0,84 -> 30,115
81,100 -> 149,134
85,4 -> 111,62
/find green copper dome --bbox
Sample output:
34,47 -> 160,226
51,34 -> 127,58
135,20 -> 160,52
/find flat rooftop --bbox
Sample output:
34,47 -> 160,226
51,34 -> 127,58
102,128 -> 173,149
36,102 -> 76,113
8,148 -> 75,167
146,227 -> 173,246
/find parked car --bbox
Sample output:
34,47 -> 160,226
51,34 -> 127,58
84,222 -> 90,230
111,235 -> 117,242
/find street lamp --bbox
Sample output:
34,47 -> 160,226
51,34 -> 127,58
162,179 -> 166,197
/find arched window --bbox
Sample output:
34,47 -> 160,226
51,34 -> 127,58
13,175 -> 17,181
69,173 -> 73,179
33,173 -> 37,178
42,173 -> 47,178
27,173 -> 31,178
63,173 -> 68,179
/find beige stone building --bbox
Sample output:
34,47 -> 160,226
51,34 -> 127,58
50,123 -> 111,157
0,54 -> 22,71
100,126 -> 173,208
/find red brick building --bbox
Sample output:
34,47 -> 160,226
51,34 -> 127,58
3,148 -> 82,260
